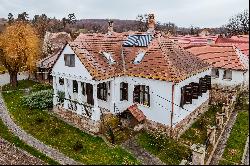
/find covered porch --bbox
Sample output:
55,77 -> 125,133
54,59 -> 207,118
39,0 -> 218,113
52,73 -> 115,121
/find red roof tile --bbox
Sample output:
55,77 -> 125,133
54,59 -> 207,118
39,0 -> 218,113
186,45 -> 247,71
127,104 -> 146,122
68,33 -> 210,82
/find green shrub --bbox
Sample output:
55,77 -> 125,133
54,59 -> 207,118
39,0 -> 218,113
57,91 -> 65,104
73,141 -> 84,152
32,84 -> 52,92
21,89 -> 53,110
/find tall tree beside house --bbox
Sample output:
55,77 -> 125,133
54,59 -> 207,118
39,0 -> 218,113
32,14 -> 50,38
0,22 -> 40,87
226,9 -> 249,35
136,14 -> 148,32
7,13 -> 14,25
17,12 -> 29,22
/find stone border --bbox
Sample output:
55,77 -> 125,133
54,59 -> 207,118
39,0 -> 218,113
144,100 -> 209,139
241,135 -> 249,164
206,109 -> 237,165
51,106 -> 116,148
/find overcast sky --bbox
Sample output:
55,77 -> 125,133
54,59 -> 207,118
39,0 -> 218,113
0,0 -> 249,28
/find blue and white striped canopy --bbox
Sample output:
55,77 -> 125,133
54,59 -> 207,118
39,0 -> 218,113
123,35 -> 153,47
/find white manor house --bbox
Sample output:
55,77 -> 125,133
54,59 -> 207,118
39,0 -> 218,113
51,15 -> 212,136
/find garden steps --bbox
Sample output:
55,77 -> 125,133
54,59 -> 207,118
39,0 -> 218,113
121,136 -> 165,165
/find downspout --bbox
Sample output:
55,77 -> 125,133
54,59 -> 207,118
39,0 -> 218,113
170,82 -> 175,138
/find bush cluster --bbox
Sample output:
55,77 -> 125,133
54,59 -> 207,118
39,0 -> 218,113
21,89 -> 53,110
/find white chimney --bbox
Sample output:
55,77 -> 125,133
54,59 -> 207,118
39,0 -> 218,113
147,14 -> 156,34
108,20 -> 114,35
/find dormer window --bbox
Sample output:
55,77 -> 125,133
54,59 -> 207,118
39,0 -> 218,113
133,51 -> 146,64
101,52 -> 116,64
64,54 -> 75,67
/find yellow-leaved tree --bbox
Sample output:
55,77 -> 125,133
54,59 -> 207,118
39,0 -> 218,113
0,22 -> 41,87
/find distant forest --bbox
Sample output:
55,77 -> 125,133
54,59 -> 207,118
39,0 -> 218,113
0,10 -> 248,38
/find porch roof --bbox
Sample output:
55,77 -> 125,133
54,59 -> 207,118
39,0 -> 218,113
127,104 -> 146,122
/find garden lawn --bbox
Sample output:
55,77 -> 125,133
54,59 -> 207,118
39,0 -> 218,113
0,119 -> 59,165
2,81 -> 139,165
0,65 -> 7,73
136,131 -> 191,165
179,104 -> 221,145
219,110 -> 249,164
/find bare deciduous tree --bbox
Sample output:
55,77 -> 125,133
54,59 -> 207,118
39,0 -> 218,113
226,9 -> 249,35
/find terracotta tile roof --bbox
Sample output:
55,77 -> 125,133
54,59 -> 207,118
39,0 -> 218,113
68,33 -> 210,82
37,50 -> 61,69
235,43 -> 249,57
186,45 -> 247,71
215,36 -> 249,44
127,104 -> 146,122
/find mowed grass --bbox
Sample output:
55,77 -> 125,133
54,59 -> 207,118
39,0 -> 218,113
180,104 -> 220,145
0,119 -> 59,165
1,81 -> 140,165
220,110 -> 249,164
136,131 -> 191,165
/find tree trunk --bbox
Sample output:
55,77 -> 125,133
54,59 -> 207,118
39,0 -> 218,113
10,72 -> 18,87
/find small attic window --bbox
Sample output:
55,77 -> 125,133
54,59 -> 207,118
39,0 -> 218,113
101,52 -> 116,64
133,51 -> 146,64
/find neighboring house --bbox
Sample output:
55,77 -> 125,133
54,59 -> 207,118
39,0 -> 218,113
186,44 -> 248,88
199,28 -> 211,37
36,32 -> 72,82
169,35 -> 218,48
51,15 -> 211,137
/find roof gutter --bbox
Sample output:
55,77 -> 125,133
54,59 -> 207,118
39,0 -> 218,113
170,81 -> 175,138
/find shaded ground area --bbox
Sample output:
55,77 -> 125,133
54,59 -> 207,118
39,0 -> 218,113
121,136 -> 165,165
0,138 -> 44,165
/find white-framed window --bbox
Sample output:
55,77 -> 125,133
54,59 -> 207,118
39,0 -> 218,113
133,85 -> 150,107
211,68 -> 219,78
223,70 -> 232,80
64,54 -> 75,67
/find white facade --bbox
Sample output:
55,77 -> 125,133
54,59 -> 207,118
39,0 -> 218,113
211,68 -> 246,87
235,47 -> 249,87
173,69 -> 211,126
52,44 -> 211,127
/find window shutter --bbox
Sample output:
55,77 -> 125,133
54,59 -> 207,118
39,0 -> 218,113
205,75 -> 211,90
184,85 -> 192,104
190,82 -> 199,99
70,55 -> 75,67
64,54 -> 68,66
82,82 -> 85,95
133,85 -> 140,103
200,77 -> 207,93
180,87 -> 185,108
124,83 -> 128,100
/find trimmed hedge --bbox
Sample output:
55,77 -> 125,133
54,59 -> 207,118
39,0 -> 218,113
21,89 -> 53,110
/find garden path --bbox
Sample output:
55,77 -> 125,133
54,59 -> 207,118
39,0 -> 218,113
121,136 -> 165,165
0,93 -> 82,165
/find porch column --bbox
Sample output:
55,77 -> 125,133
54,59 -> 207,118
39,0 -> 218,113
77,81 -> 83,115
53,76 -> 58,105
92,83 -> 101,121
64,78 -> 69,109
110,80 -> 115,113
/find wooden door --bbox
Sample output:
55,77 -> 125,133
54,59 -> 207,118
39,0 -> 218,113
86,83 -> 94,105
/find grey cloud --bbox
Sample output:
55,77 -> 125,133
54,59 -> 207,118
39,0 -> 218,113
0,0 -> 248,27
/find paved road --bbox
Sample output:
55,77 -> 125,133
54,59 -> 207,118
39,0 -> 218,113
0,93 -> 81,165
